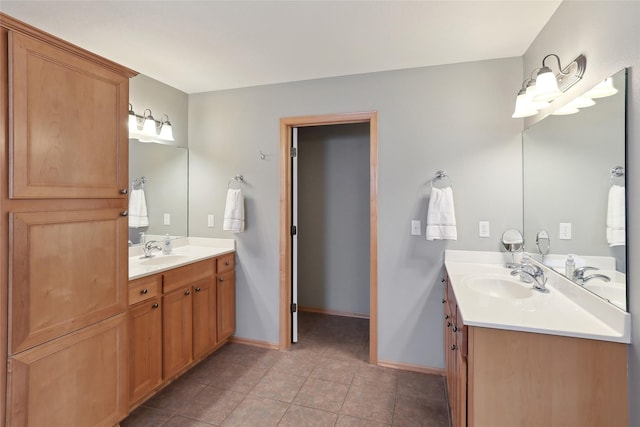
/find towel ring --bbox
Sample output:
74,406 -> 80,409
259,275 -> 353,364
431,170 -> 452,188
610,166 -> 625,185
228,175 -> 245,189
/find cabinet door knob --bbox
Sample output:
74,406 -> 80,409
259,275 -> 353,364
225,261 -> 230,266
453,326 -> 458,332
447,321 -> 452,328
445,314 -> 450,320
121,210 -> 128,217
120,188 -> 128,195
185,290 -> 191,296
442,299 -> 446,304
451,344 -> 458,351
140,288 -> 148,295
152,303 -> 159,309
219,277 -> 224,282
195,287 -> 201,292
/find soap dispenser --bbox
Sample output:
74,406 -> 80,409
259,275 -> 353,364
162,234 -> 172,255
565,254 -> 575,278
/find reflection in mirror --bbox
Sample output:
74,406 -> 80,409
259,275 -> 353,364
501,228 -> 524,268
523,69 -> 627,310
128,139 -> 188,245
535,230 -> 550,255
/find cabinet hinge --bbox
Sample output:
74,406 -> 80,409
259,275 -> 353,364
290,225 -> 297,236
291,147 -> 297,158
291,303 -> 297,313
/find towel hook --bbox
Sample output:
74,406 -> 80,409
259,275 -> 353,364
610,166 -> 625,185
228,174 -> 245,189
431,170 -> 452,188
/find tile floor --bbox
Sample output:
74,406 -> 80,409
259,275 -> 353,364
122,312 -> 450,427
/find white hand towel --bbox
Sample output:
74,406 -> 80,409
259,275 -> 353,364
606,185 -> 625,246
128,188 -> 149,228
223,188 -> 245,233
426,187 -> 457,240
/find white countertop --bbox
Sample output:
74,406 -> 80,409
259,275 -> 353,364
445,250 -> 631,344
129,237 -> 235,280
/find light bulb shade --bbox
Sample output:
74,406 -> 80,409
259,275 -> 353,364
142,116 -> 157,135
533,68 -> 562,102
128,113 -> 138,133
525,84 -> 550,110
583,77 -> 618,99
551,104 -> 579,115
566,96 -> 596,109
512,92 -> 538,118
159,122 -> 175,141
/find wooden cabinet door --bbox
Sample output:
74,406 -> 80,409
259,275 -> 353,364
162,287 -> 193,379
9,31 -> 128,199
9,208 -> 128,353
6,314 -> 128,427
216,271 -> 235,342
129,297 -> 162,407
192,278 -> 217,360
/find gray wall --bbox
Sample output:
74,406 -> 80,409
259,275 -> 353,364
297,124 -> 370,316
129,75 -> 190,243
188,57 -> 523,368
522,1 -> 640,423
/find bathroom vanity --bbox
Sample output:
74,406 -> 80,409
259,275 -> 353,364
444,251 -> 630,427
127,239 -> 236,408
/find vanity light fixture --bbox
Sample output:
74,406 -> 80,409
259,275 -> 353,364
128,104 -> 176,143
158,115 -> 175,141
512,54 -> 587,119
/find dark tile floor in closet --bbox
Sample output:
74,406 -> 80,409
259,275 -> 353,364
121,312 -> 450,427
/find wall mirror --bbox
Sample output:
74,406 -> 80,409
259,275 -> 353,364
128,139 -> 188,245
523,68 -> 627,311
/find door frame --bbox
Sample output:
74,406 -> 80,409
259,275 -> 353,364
279,111 -> 378,364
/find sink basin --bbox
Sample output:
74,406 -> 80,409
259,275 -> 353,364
138,255 -> 189,266
462,274 -> 533,299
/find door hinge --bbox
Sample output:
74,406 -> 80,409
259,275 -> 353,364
290,225 -> 297,235
290,147 -> 297,158
291,303 -> 297,313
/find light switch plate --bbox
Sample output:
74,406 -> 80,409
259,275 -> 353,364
559,222 -> 572,240
207,214 -> 215,228
163,213 -> 171,225
479,221 -> 490,238
411,220 -> 421,236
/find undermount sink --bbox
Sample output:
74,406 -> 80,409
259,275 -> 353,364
462,274 -> 533,300
138,254 -> 189,266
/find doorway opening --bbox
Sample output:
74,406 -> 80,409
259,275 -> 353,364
279,112 -> 378,364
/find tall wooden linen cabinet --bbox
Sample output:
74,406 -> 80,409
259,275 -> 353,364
0,14 -> 137,427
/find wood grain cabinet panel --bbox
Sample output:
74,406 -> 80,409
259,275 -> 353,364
8,31 -> 129,199
6,313 -> 128,427
192,278 -> 217,360
217,271 -> 236,342
162,286 -> 193,380
128,298 -> 162,407
9,208 -> 127,353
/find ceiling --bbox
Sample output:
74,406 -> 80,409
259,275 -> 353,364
1,1 -> 561,94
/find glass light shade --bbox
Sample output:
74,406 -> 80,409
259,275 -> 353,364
551,104 -> 579,115
512,92 -> 538,118
566,96 -> 596,109
583,77 -> 618,98
159,122 -> 175,141
142,116 -> 157,136
533,68 -> 562,102
525,84 -> 550,110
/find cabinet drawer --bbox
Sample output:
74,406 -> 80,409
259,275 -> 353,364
129,275 -> 161,306
216,253 -> 235,274
163,260 -> 214,294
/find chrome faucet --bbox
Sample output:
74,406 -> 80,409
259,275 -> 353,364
511,265 -> 549,293
141,240 -> 162,258
573,266 -> 610,285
